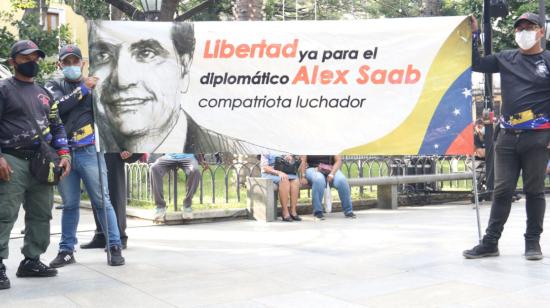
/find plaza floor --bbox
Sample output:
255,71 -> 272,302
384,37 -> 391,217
3,197 -> 550,307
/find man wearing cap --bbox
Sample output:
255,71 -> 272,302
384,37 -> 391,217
0,40 -> 71,290
45,45 -> 125,268
464,13 -> 550,260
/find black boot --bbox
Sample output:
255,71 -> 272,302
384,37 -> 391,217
16,258 -> 58,277
463,238 -> 499,259
80,235 -> 106,249
0,262 -> 10,290
121,237 -> 128,250
525,240 -> 543,261
108,246 -> 125,266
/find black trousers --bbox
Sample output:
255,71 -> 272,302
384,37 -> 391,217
484,129 -> 550,243
91,153 -> 133,240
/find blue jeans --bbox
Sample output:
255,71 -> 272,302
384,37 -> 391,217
58,145 -> 121,252
261,173 -> 298,184
305,168 -> 353,215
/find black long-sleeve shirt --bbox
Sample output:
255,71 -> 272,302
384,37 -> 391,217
0,77 -> 69,155
45,78 -> 95,147
472,34 -> 550,124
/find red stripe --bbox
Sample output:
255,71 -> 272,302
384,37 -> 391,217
445,123 -> 474,155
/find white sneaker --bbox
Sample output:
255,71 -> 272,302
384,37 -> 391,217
182,207 -> 193,219
153,207 -> 166,222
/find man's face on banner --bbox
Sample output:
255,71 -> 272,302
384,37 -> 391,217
90,23 -> 189,143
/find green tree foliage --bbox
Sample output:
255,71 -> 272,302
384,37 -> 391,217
10,0 -> 37,10
16,12 -> 59,56
0,27 -> 16,60
364,0 -> 422,18
65,0 -> 111,20
263,0 -> 547,50
440,0 -> 549,50
2,9 -> 74,83
0,11 -> 17,60
489,1 -> 549,51
62,0 -> 230,21
178,0 -> 233,21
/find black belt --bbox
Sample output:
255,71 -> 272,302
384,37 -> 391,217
2,148 -> 37,160
503,129 -> 549,135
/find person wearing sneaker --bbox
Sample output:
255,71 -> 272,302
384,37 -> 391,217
151,153 -> 206,221
46,45 -> 124,267
0,40 -> 71,290
464,14 -> 550,261
300,155 -> 356,220
260,155 -> 302,222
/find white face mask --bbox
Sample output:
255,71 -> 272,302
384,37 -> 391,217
515,30 -> 538,50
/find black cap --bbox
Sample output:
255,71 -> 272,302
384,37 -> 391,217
10,40 -> 46,59
59,44 -> 82,61
513,12 -> 543,29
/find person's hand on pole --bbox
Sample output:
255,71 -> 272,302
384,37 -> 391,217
59,157 -> 71,179
0,156 -> 13,182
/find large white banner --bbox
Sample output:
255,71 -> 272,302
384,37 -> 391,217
88,17 -> 472,154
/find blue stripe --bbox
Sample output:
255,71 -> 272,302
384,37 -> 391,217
418,68 -> 472,155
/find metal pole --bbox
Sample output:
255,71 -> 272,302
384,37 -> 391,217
173,170 -> 178,211
314,0 -> 317,20
471,156 -> 483,243
483,0 -> 492,107
482,0 -> 495,195
540,0 -> 546,50
93,123 -> 112,264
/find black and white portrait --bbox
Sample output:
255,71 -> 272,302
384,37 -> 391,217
89,21 -> 273,154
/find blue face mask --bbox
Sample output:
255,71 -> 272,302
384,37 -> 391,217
62,65 -> 82,80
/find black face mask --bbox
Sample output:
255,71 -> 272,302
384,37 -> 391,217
15,61 -> 40,78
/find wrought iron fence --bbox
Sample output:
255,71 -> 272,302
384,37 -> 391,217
125,155 -> 483,210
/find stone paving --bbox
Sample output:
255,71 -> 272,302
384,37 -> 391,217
3,197 -> 550,307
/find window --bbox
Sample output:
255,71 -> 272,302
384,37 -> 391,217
46,12 -> 59,32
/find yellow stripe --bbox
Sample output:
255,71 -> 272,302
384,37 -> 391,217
509,110 -> 535,125
33,127 -> 50,140
342,17 -> 472,155
49,102 -> 59,119
73,124 -> 94,141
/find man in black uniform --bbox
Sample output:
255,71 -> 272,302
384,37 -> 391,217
0,40 -> 71,290
463,13 -> 550,260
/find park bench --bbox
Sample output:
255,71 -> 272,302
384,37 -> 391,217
246,172 -> 474,222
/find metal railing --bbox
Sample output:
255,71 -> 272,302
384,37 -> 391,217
125,155 -> 480,210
